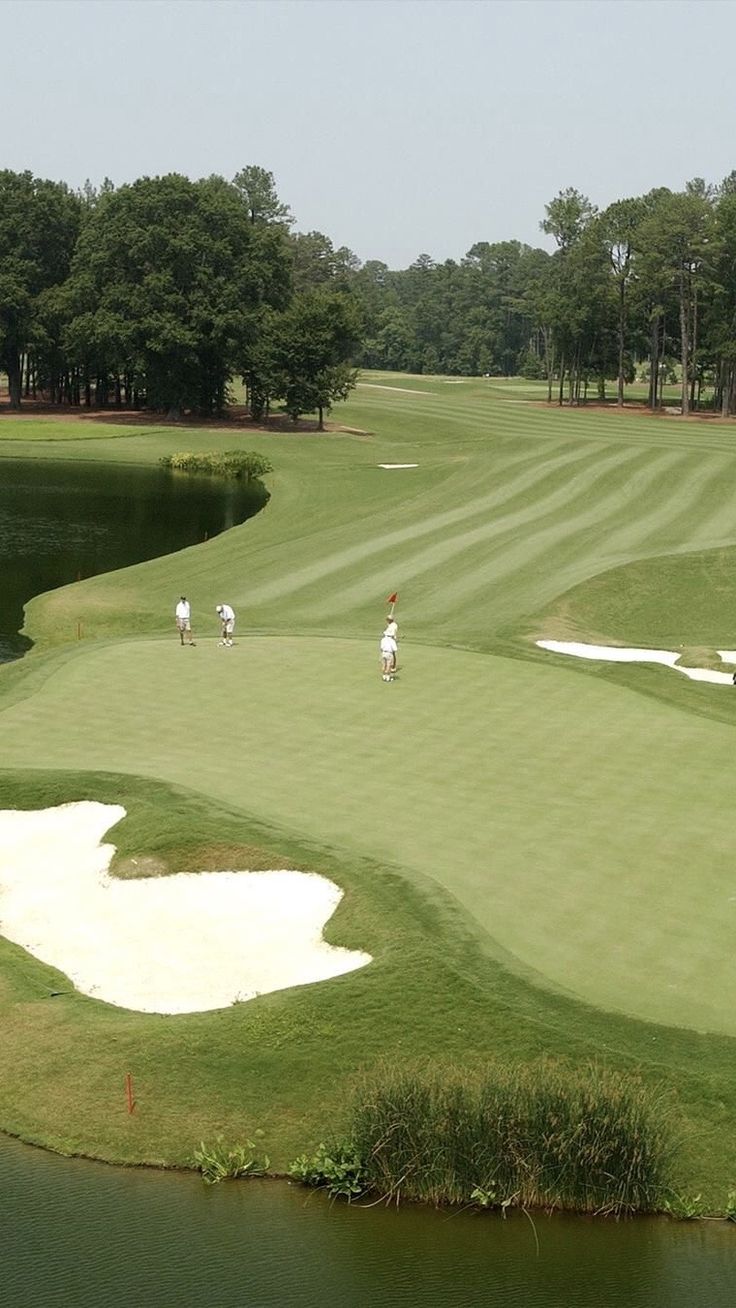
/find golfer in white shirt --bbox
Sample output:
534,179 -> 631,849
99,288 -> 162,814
175,596 -> 195,646
216,603 -> 236,646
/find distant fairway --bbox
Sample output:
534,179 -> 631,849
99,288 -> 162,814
3,376 -> 736,1198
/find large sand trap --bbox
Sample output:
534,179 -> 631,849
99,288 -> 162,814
537,639 -> 736,686
0,802 -> 371,1014
378,463 -> 419,469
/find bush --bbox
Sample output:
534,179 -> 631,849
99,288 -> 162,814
193,1135 -> 269,1184
289,1141 -> 365,1200
346,1062 -> 675,1215
161,450 -> 272,480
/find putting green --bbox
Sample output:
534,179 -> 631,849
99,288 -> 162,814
3,633 -> 735,1036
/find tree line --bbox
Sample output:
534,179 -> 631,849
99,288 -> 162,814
0,166 -> 361,426
2,166 -> 736,419
353,175 -> 736,417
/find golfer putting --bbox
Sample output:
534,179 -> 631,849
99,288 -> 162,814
216,603 -> 235,646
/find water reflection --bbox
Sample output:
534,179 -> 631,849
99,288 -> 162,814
0,459 -> 268,661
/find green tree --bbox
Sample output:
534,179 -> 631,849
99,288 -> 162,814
67,174 -> 290,417
638,190 -> 713,415
599,197 -> 646,405
273,289 -> 362,428
0,170 -> 80,409
232,165 -> 293,227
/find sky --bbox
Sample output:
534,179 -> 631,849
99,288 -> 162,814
2,0 -> 736,268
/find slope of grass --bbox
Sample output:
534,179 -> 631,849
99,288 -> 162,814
2,374 -> 736,1206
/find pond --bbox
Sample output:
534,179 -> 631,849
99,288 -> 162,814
0,457 -> 268,661
2,1134 -> 734,1308
0,455 -> 734,1304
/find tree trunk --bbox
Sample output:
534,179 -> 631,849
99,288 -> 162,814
318,404 -> 324,431
617,280 -> 625,406
724,363 -> 735,418
679,268 -> 689,416
558,357 -> 565,406
7,353 -> 22,410
648,315 -> 659,409
689,285 -> 698,411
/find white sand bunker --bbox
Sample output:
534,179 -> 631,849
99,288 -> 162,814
0,802 -> 371,1014
358,383 -> 435,395
378,463 -> 419,469
537,639 -> 736,686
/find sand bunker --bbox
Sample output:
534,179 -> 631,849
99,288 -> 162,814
0,802 -> 371,1014
537,639 -> 736,686
358,383 -> 435,395
378,463 -> 419,469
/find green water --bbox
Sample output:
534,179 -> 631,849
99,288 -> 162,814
2,1135 -> 734,1308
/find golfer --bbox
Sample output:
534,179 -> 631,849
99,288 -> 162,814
175,596 -> 195,646
216,603 -> 236,646
380,630 -> 397,681
384,615 -> 398,671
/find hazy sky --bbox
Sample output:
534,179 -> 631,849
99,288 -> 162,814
2,0 -> 735,267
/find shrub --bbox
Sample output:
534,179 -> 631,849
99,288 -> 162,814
193,1135 -> 269,1184
289,1141 -> 365,1200
161,451 -> 272,480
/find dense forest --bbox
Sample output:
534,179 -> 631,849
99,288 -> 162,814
1,166 -> 736,419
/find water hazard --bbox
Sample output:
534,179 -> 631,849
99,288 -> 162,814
1,1134 -> 734,1308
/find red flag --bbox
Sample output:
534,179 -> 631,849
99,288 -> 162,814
386,592 -> 398,604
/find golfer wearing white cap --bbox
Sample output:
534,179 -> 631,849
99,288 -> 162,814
216,603 -> 235,646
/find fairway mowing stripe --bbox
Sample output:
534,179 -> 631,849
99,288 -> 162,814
631,455 -> 736,554
588,452 -> 736,561
436,447 -> 708,604
306,446 -> 653,618
246,442 -> 599,605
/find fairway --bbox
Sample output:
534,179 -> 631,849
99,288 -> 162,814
3,376 -> 736,1199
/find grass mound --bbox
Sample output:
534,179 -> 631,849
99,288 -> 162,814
534,545 -> 736,654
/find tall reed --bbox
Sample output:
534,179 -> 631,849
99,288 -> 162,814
350,1062 -> 675,1215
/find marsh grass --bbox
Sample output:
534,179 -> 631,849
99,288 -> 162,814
161,450 -> 272,479
350,1063 -> 676,1215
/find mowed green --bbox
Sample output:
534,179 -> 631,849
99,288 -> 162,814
3,633 -> 736,1033
3,377 -> 736,1196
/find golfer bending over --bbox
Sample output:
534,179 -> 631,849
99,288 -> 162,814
216,603 -> 236,646
175,596 -> 195,646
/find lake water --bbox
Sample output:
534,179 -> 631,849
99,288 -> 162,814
1,457 -> 734,1305
0,458 -> 267,661
2,1134 -> 734,1308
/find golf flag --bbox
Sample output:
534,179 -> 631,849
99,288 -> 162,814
386,592 -> 398,605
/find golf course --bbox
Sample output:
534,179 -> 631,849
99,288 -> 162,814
2,374 -> 736,1209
